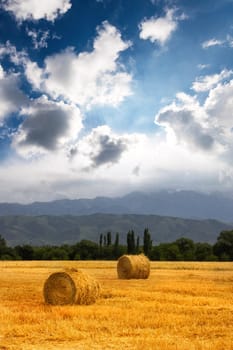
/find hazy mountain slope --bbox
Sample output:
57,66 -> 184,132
0,191 -> 233,222
0,214 -> 232,246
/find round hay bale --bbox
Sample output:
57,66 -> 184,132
43,272 -> 76,305
68,269 -> 101,305
43,270 -> 101,305
117,254 -> 150,279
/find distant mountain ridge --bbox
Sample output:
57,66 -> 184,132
1,214 -> 232,246
0,190 -> 233,222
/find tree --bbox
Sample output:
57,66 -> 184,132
0,235 -> 6,248
127,230 -> 136,254
150,245 -> 160,260
99,234 -> 103,248
0,236 -> 20,260
175,237 -> 195,261
136,236 -> 140,254
143,228 -> 152,257
155,243 -> 182,261
213,230 -> 233,261
194,242 -> 216,261
0,235 -> 7,258
72,240 -> 99,260
15,245 -> 34,260
107,232 -> 112,246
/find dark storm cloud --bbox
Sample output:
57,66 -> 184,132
19,108 -> 70,150
91,134 -> 127,167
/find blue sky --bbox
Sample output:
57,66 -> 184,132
0,0 -> 233,203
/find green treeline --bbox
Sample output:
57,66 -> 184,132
0,229 -> 233,261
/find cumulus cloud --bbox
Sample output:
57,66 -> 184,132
26,28 -> 50,49
12,95 -> 83,158
155,71 -> 233,159
25,21 -> 132,108
0,23 -> 132,109
24,60 -> 45,89
139,8 -> 185,45
1,0 -> 72,22
192,69 -> 233,92
76,125 -> 129,168
0,126 -> 227,203
156,94 -> 215,151
0,41 -> 27,66
205,80 -> 233,131
0,22 -> 132,161
0,68 -> 28,123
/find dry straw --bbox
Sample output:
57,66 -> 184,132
43,269 -> 100,305
117,254 -> 150,279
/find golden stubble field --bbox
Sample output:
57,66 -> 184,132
0,261 -> 233,350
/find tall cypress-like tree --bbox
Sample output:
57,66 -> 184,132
107,232 -> 112,246
127,230 -> 136,254
113,232 -> 120,258
136,235 -> 140,254
99,233 -> 103,248
127,231 -> 131,254
143,228 -> 152,256
114,232 -> 119,248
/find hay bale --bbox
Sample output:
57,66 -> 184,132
117,254 -> 150,279
69,269 -> 101,305
43,272 -> 76,305
43,270 -> 100,305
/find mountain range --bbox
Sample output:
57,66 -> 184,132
1,190 -> 233,246
0,190 -> 233,222
1,214 -> 232,246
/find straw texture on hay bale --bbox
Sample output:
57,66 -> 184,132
43,269 -> 100,305
43,272 -> 76,305
69,269 -> 101,305
117,254 -> 150,279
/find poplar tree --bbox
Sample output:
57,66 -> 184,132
143,228 -> 152,256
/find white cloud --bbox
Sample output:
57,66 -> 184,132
155,94 -> 215,152
0,126 -> 227,203
202,35 -> 233,50
192,69 -> 233,92
0,41 -> 27,66
155,72 -> 233,162
12,95 -> 83,158
0,69 -> 28,123
1,0 -> 72,22
197,64 -> 210,70
26,28 -> 50,49
139,8 -> 184,45
0,64 -> 4,79
1,70 -> 233,203
24,60 -> 44,90
205,80 -> 233,131
202,38 -> 224,49
25,21 -> 132,108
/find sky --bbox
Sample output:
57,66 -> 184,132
0,0 -> 233,203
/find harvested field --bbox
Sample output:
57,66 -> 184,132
0,261 -> 233,350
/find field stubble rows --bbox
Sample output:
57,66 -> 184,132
0,261 -> 233,350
